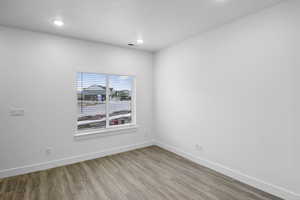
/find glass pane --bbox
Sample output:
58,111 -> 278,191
77,72 -> 106,131
109,75 -> 133,126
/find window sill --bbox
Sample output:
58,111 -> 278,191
74,124 -> 139,139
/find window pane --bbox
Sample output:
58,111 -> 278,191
77,72 -> 106,130
109,75 -> 133,126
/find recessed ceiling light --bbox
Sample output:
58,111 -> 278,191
136,39 -> 144,44
52,19 -> 64,27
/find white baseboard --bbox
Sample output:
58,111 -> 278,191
1,140 -> 298,200
154,141 -> 300,200
0,141 -> 154,179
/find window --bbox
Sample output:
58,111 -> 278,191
77,72 -> 135,133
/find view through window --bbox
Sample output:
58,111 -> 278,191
77,72 -> 134,131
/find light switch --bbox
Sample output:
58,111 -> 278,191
10,108 -> 25,116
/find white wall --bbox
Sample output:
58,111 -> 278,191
0,26 -> 153,176
154,1 -> 299,199
1,1 -> 299,199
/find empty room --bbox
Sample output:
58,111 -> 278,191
0,0 -> 299,199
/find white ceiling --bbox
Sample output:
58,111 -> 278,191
0,0 -> 283,51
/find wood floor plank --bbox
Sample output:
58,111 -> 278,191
0,146 -> 283,200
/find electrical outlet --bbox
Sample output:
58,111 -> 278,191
45,147 -> 53,155
195,144 -> 203,151
144,128 -> 148,138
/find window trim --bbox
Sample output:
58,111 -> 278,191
75,72 -> 137,137
74,124 -> 139,138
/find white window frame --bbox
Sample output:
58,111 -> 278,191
74,72 -> 137,138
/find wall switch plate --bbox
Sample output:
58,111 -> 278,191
10,108 -> 25,116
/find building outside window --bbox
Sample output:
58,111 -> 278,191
77,72 -> 135,132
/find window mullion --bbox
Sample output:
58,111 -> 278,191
105,75 -> 110,128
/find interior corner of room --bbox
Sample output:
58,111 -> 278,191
0,0 -> 299,200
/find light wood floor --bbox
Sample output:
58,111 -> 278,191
0,146 -> 282,200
